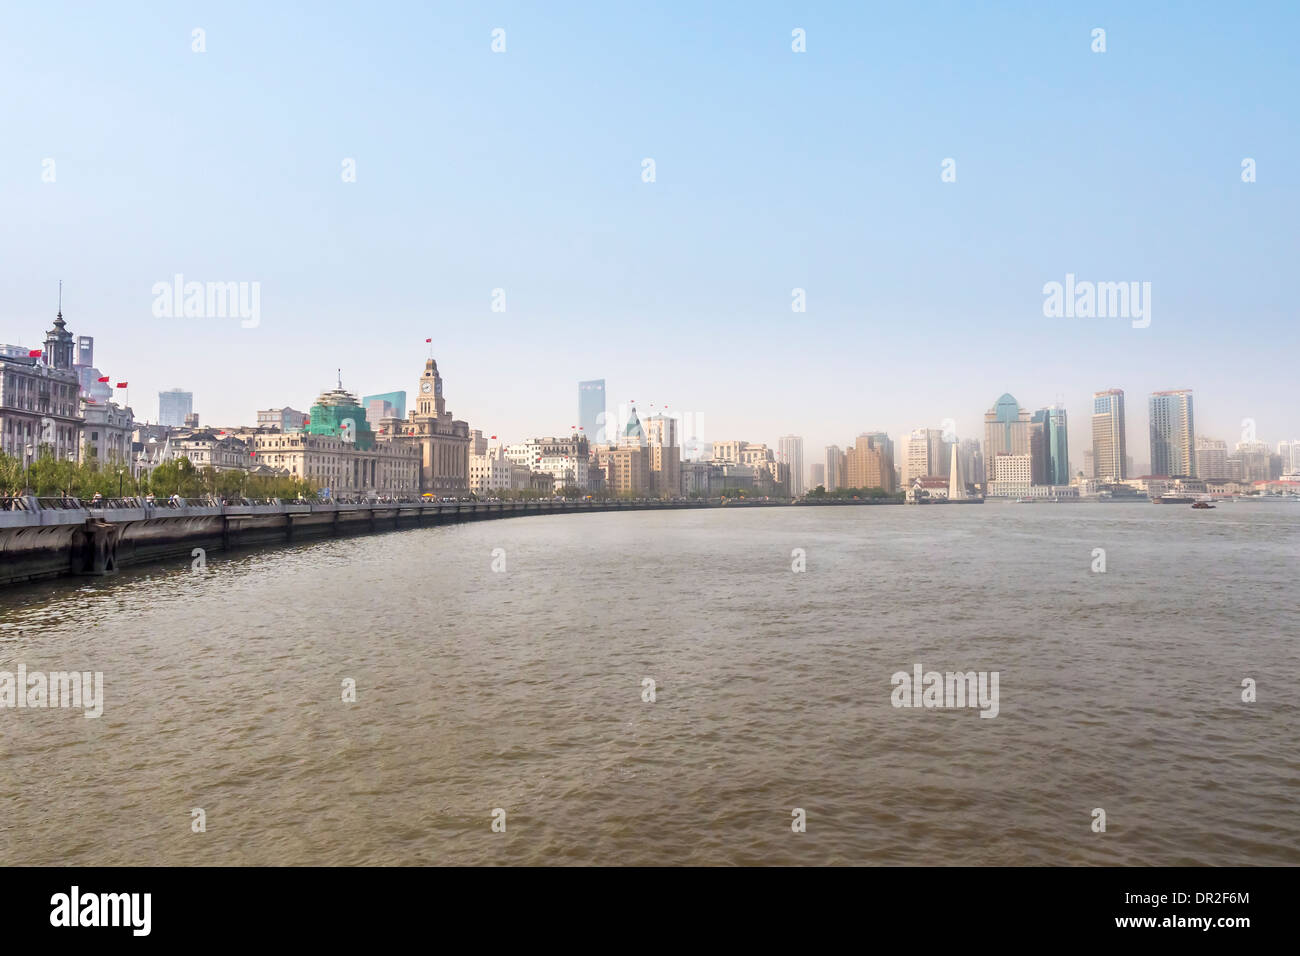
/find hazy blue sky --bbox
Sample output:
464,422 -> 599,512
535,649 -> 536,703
3,1 -> 1296,468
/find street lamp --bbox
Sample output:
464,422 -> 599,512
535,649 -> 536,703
24,442 -> 33,494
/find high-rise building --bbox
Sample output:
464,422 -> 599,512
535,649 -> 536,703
844,433 -> 895,491
1235,440 -> 1271,482
930,429 -> 951,479
70,334 -> 112,405
75,335 -> 94,368
904,429 -> 932,484
364,399 -> 398,427
860,431 -> 895,484
810,463 -> 825,489
825,445 -> 842,491
1031,406 -> 1070,485
1276,440 -> 1300,475
607,445 -> 650,495
1195,437 -> 1229,480
578,379 -> 607,443
1091,389 -> 1127,480
647,442 -> 681,498
959,438 -> 985,489
984,394 -> 1031,482
645,414 -> 680,498
777,435 -> 805,496
1149,389 -> 1195,477
159,389 -> 193,427
361,391 -> 407,422
644,414 -> 679,448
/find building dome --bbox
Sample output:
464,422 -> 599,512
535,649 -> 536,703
305,382 -> 376,449
624,407 -> 645,441
993,393 -> 1021,422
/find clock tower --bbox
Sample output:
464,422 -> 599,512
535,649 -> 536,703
392,353 -> 470,495
417,358 -> 445,418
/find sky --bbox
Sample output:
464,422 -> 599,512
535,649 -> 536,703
3,1 -> 1297,472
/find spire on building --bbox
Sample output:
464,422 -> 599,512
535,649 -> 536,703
44,283 -> 76,370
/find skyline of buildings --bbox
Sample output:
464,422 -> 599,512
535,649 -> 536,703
4,307 -> 1299,502
6,288 -> 1290,489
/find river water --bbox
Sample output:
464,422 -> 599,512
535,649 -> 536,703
1,501 -> 1296,865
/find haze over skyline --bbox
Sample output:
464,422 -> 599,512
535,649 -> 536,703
3,1 -> 1297,465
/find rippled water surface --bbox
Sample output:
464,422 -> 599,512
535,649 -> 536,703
1,502 -> 1297,865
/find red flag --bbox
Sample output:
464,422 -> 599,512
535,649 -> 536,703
115,382 -> 128,388
425,338 -> 431,343
28,349 -> 42,358
97,376 -> 110,383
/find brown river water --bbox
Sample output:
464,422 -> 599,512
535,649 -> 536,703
1,501 -> 1296,865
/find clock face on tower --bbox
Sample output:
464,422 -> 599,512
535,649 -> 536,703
421,382 -> 432,393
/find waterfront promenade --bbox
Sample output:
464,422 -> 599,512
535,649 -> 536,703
0,493 -> 806,587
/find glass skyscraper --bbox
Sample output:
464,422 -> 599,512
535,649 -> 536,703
1149,389 -> 1196,477
361,391 -> 406,421
159,388 -> 193,427
1032,406 -> 1070,485
578,379 -> 607,443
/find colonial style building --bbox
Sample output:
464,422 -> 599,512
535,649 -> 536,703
0,310 -> 85,463
253,430 -> 419,495
469,442 -> 535,495
80,398 -> 135,465
383,358 -> 471,495
172,431 -> 255,471
252,380 -> 421,494
606,445 -> 650,495
256,406 -> 307,432
502,433 -> 593,491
